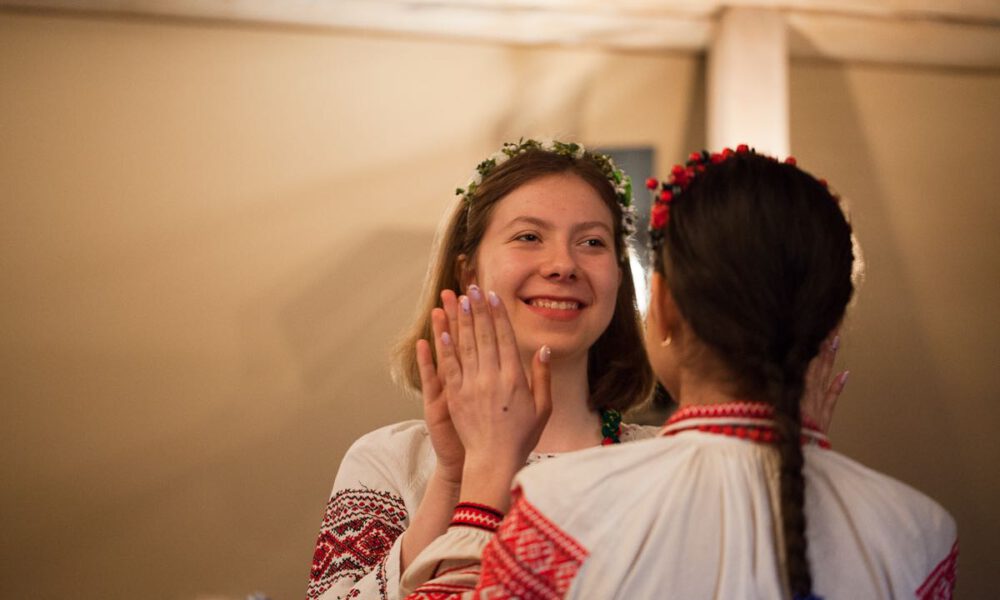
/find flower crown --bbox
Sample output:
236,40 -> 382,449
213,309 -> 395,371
646,144 -> 835,248
456,138 -> 638,236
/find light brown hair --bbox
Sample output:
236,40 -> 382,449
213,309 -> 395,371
393,147 -> 654,412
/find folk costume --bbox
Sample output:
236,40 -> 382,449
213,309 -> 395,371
306,418 -> 659,600
401,403 -> 958,599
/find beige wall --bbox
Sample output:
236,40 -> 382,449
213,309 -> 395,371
1,9 -> 996,599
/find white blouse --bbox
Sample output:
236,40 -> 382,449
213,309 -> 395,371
306,419 -> 660,599
401,403 -> 957,600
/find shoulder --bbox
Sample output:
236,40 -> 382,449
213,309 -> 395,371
620,422 -> 661,442
806,448 -> 957,585
808,447 -> 956,538
333,420 -> 434,495
346,419 -> 431,456
513,437 -> 679,529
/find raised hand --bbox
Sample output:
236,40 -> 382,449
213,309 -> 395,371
802,332 -> 849,433
433,284 -> 552,510
415,290 -> 466,484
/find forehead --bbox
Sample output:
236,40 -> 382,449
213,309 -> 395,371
486,172 -> 614,231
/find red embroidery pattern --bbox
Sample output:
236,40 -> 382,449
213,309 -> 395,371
667,402 -> 774,422
451,502 -> 504,532
662,401 -> 831,448
917,540 -> 959,600
477,490 -> 588,598
307,488 -> 407,599
406,584 -> 474,599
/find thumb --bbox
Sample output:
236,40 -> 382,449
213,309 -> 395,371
531,345 -> 553,427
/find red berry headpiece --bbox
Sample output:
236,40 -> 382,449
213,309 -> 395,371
647,145 -> 835,253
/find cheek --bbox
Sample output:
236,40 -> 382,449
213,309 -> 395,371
477,259 -> 523,295
595,262 -> 622,306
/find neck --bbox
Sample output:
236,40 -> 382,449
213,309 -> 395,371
674,368 -> 744,409
526,351 -> 603,453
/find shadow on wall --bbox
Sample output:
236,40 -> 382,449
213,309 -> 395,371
220,228 -> 434,599
788,42 -> 979,595
277,228 -> 434,397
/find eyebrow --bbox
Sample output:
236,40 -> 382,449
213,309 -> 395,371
503,216 -> 613,236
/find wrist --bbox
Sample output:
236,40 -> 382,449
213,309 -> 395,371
431,466 -> 464,492
450,502 -> 504,532
459,458 -> 520,512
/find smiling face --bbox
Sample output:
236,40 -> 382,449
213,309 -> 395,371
464,172 -> 622,362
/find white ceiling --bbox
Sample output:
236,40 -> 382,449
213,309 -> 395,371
4,0 -> 1000,68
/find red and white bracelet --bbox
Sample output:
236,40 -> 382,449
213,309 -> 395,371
450,502 -> 504,532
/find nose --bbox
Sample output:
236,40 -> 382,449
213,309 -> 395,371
541,244 -> 578,281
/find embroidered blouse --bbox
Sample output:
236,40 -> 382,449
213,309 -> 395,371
306,419 -> 660,599
401,403 -> 958,599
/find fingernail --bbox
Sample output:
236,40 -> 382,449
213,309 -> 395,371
460,296 -> 470,313
468,285 -> 482,301
837,370 -> 850,389
830,335 -> 840,352
539,345 -> 551,363
488,290 -> 500,307
442,331 -> 452,346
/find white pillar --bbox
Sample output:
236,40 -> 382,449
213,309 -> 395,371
707,7 -> 790,158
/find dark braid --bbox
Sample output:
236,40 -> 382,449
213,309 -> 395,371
769,353 -> 812,597
654,152 -> 854,598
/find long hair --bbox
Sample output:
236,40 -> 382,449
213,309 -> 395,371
394,147 -> 654,412
653,152 -> 855,597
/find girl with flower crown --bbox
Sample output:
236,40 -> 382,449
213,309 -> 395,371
399,148 -> 957,599
306,141 -> 846,600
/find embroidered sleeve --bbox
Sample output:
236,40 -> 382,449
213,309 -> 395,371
307,423 -> 434,600
401,504 -> 501,598
476,490 -> 588,598
402,491 -> 588,599
916,539 -> 959,600
307,487 -> 408,599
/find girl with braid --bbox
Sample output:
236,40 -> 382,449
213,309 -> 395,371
401,147 -> 956,599
306,141 -> 846,600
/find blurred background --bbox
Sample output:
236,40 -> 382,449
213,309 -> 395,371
1,1 -> 998,598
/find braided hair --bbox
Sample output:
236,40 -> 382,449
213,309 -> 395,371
652,152 -> 855,597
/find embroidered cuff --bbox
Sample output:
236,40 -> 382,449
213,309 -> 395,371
450,502 -> 504,532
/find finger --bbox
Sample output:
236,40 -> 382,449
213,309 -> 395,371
817,333 -> 839,386
455,293 -> 478,374
813,370 -> 848,433
531,345 -> 553,427
489,290 -> 522,369
431,308 -> 463,390
415,339 -> 442,407
468,284 -> 499,371
825,370 -> 849,418
440,290 -> 460,344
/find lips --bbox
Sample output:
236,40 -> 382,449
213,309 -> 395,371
529,298 -> 581,310
522,295 -> 588,321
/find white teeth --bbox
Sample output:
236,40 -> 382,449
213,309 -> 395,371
530,299 -> 580,310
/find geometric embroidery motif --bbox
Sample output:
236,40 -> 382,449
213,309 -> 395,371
917,540 -> 959,600
307,488 -> 407,599
451,503 -> 504,532
477,488 -> 588,599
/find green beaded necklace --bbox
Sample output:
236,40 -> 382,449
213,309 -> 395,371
600,408 -> 623,445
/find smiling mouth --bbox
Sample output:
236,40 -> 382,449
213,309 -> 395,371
526,298 -> 584,310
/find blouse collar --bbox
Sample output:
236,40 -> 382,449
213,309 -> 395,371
661,401 -> 830,448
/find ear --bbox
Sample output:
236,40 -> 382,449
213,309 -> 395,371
456,253 -> 477,290
648,272 -> 680,342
